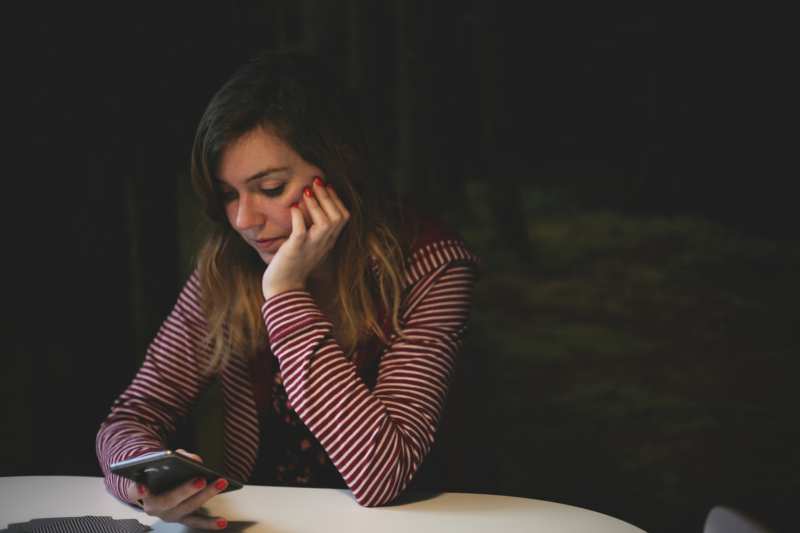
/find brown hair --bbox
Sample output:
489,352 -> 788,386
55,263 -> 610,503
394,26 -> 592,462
190,52 -> 405,372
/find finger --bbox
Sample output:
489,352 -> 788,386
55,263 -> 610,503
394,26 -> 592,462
182,514 -> 228,530
302,187 -> 331,233
175,449 -> 204,463
312,178 -> 344,223
325,184 -> 350,223
143,476 -> 208,515
125,481 -> 148,505
288,200 -> 307,241
322,185 -> 350,244
162,479 -> 228,523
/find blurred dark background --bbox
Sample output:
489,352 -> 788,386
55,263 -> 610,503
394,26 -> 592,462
3,3 -> 797,533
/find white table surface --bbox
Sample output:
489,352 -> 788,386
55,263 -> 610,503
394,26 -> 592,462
0,476 -> 646,532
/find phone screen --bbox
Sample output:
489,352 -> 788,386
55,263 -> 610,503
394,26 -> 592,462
110,451 -> 243,495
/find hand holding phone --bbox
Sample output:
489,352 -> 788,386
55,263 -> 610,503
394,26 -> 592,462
110,450 -> 239,529
110,449 -> 243,495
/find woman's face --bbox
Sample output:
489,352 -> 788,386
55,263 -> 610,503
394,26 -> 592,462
217,126 -> 321,263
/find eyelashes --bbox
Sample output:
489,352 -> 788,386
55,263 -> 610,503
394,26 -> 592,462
260,184 -> 285,198
220,184 -> 286,203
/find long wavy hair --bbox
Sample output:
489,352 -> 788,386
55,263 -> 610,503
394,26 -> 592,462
190,52 -> 406,373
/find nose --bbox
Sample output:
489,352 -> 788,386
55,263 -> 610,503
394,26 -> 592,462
233,194 -> 264,230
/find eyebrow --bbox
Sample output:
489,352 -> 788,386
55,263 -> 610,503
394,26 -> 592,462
216,166 -> 290,185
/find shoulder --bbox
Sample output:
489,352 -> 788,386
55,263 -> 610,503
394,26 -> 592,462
395,207 -> 481,288
171,268 -> 208,323
176,268 -> 203,302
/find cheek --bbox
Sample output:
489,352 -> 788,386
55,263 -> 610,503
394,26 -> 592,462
269,205 -> 293,230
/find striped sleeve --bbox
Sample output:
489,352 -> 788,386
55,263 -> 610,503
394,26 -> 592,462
95,271 -> 214,502
261,247 -> 478,506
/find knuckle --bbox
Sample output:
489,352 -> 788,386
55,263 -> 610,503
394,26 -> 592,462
165,491 -> 188,510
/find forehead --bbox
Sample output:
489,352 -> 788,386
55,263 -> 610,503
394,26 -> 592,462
218,127 -> 297,184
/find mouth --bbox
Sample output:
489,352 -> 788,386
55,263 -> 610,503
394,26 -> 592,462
253,236 -> 285,253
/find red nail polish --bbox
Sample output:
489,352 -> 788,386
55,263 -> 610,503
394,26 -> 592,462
313,176 -> 324,187
326,183 -> 334,190
193,477 -> 206,489
217,518 -> 228,529
214,478 -> 229,491
303,187 -> 313,198
137,484 -> 146,495
290,202 -> 299,209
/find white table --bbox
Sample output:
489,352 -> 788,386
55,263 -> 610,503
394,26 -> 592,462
0,476 -> 646,532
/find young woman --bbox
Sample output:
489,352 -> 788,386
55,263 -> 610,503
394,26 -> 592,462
96,52 -> 479,529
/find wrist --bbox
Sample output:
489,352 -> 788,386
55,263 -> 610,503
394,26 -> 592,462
262,282 -> 306,301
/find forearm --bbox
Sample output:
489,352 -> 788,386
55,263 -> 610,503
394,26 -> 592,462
264,294 -> 420,505
262,264 -> 476,506
96,272 -> 212,502
96,418 -> 166,501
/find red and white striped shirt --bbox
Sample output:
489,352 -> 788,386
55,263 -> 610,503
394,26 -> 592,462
96,232 -> 478,507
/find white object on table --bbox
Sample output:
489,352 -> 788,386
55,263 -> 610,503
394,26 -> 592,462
0,476 -> 646,532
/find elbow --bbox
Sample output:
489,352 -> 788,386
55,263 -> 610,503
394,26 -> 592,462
350,464 -> 414,508
353,487 -> 403,508
344,425 -> 433,507
355,497 -> 383,508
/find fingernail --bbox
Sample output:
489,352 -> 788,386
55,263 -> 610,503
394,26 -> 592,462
326,183 -> 334,190
290,202 -> 299,209
217,518 -> 228,529
214,478 -> 229,491
303,187 -> 313,198
313,176 -> 324,187
193,477 -> 206,489
137,484 -> 146,495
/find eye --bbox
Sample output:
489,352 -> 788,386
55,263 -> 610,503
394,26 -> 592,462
220,188 -> 238,204
260,184 -> 285,198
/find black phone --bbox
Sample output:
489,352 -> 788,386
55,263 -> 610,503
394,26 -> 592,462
110,450 -> 243,495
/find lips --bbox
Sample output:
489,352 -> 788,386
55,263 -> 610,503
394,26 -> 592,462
253,237 -> 285,253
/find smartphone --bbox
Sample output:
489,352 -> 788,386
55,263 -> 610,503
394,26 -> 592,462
110,450 -> 243,495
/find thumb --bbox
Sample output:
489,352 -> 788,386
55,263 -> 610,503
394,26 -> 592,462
175,448 -> 204,463
288,202 -> 307,241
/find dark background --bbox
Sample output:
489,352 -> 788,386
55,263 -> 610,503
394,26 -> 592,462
3,3 -> 797,533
